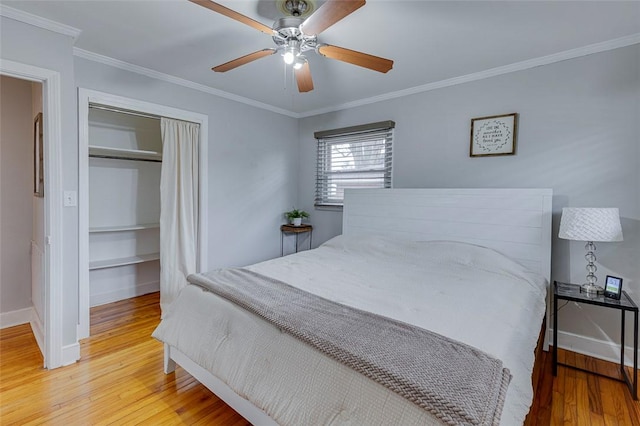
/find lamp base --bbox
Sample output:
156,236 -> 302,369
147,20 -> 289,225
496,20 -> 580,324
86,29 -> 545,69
580,283 -> 604,296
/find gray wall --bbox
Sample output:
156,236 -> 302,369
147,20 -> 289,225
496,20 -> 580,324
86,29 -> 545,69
298,45 -> 640,347
0,76 -> 34,312
0,17 -> 79,347
73,57 -> 300,270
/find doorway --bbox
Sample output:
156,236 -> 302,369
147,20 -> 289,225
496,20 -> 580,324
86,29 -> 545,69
0,76 -> 45,358
0,59 -> 64,369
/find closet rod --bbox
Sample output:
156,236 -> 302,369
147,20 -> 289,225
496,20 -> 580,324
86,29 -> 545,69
89,104 -> 161,121
89,154 -> 162,163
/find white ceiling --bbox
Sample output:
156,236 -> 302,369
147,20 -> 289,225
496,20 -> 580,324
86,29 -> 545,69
4,1 -> 640,116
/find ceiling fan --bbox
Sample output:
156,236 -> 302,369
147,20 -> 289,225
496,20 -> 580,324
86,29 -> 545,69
189,0 -> 394,93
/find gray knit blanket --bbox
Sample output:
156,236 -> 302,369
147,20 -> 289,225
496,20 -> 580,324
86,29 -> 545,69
188,268 -> 511,426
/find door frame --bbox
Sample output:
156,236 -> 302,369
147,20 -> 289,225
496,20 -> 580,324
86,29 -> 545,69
0,59 -> 64,369
77,88 -> 209,339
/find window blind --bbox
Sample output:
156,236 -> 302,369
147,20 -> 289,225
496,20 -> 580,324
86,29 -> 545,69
315,121 -> 394,207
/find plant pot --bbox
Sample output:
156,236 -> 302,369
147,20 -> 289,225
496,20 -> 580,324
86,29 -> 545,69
292,217 -> 302,226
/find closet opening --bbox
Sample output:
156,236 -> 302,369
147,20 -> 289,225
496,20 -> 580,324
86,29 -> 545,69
86,104 -> 162,311
78,89 -> 209,340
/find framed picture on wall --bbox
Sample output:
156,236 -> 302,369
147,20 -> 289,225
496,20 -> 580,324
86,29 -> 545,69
470,113 -> 518,157
34,112 -> 44,197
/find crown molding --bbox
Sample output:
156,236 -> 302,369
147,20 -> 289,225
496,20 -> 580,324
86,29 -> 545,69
0,5 -> 81,40
297,32 -> 640,118
73,48 -> 299,118
74,32 -> 639,119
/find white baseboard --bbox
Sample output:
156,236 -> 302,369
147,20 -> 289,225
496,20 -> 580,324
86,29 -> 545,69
1,308 -> 45,345
62,342 -> 80,366
555,329 -> 638,367
1,307 -> 46,365
90,281 -> 159,307
0,306 -> 33,329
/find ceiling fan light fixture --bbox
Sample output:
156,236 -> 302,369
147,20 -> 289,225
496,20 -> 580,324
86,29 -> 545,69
293,56 -> 306,70
283,41 -> 300,65
195,0 -> 393,93
283,49 -> 296,64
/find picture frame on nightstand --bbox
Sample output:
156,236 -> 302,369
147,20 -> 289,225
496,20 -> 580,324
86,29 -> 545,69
604,275 -> 623,300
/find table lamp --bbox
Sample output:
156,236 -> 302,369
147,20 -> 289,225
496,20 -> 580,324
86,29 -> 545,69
558,208 -> 623,295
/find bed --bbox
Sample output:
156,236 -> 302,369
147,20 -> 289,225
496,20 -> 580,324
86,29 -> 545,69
153,188 -> 553,425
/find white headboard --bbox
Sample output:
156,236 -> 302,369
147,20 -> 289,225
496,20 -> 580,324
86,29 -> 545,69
343,188 -> 553,284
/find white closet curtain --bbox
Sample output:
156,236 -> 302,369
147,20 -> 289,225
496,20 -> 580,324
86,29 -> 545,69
160,118 -> 200,313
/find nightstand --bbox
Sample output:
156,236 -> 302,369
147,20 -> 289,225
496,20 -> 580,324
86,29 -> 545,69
280,224 -> 312,256
553,281 -> 638,399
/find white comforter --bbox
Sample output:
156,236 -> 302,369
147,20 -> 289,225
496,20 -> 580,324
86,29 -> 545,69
154,235 -> 547,425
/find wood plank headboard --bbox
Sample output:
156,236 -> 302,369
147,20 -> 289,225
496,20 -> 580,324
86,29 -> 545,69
342,188 -> 553,284
342,188 -> 553,349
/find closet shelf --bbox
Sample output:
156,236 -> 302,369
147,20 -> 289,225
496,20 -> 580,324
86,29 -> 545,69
89,145 -> 162,162
89,253 -> 160,270
89,223 -> 160,233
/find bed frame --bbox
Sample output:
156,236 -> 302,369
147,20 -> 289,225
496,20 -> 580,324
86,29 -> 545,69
164,187 -> 553,425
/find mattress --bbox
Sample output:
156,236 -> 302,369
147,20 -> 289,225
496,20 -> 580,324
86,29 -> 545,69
153,235 -> 547,425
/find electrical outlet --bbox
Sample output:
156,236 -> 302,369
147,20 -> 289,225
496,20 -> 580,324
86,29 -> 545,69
64,190 -> 77,207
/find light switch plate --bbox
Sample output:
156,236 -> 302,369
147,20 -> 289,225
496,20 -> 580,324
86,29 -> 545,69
64,190 -> 77,207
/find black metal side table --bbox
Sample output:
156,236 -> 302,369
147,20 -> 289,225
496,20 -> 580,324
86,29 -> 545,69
553,281 -> 638,399
280,224 -> 313,256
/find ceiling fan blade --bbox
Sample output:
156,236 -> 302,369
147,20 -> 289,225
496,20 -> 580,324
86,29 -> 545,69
301,0 -> 366,35
212,49 -> 277,72
295,61 -> 314,93
318,44 -> 393,73
188,0 -> 273,35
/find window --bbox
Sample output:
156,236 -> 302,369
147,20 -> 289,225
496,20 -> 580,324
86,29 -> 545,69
315,121 -> 394,207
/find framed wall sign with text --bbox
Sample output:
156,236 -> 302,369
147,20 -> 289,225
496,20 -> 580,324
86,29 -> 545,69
470,113 -> 518,157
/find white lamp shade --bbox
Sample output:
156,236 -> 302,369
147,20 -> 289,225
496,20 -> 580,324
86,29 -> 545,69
558,208 -> 623,242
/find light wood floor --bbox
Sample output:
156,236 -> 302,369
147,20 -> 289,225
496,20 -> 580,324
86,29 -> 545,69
528,345 -> 640,425
1,292 -> 639,425
0,292 -> 249,425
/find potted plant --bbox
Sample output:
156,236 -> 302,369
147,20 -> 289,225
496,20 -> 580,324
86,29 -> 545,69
285,208 -> 309,226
